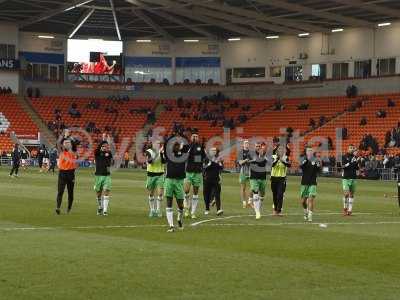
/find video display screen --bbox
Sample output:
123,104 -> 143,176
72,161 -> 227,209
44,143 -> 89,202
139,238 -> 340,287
67,39 -> 123,75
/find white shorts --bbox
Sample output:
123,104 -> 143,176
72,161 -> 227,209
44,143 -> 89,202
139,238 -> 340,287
43,158 -> 49,164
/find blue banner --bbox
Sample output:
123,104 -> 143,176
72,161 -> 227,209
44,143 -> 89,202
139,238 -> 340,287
19,51 -> 64,65
175,57 -> 220,68
0,58 -> 19,70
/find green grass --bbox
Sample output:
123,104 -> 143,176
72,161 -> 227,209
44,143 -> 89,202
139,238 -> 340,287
0,167 -> 400,300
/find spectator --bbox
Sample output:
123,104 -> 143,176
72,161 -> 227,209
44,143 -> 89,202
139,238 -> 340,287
273,100 -> 284,111
360,116 -> 367,126
319,115 -> 327,127
359,134 -> 379,154
346,85 -> 358,98
124,151 -> 130,168
309,118 -> 316,129
342,127 -> 348,140
297,103 -> 309,110
327,137 -> 333,150
388,98 -> 395,107
376,109 -> 387,118
69,103 -> 81,118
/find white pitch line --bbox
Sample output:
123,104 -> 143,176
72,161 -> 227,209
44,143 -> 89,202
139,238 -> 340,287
0,224 -> 166,232
200,221 -> 400,227
0,212 -> 397,232
190,212 -> 396,227
0,220 -> 399,232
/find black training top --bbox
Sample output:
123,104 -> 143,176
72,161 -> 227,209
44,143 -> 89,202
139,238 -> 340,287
94,147 -> 113,176
11,148 -> 21,162
183,142 -> 206,173
342,153 -> 359,179
300,158 -> 321,185
203,158 -> 223,182
250,152 -> 268,180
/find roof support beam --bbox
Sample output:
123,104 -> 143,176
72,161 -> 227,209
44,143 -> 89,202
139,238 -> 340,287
133,9 -> 173,40
109,0 -> 122,40
150,10 -> 216,39
255,0 -> 372,27
12,0 -> 50,10
125,0 -> 215,37
331,0 -> 400,19
188,1 -> 325,33
68,8 -> 95,38
192,6 -> 300,35
138,0 -> 265,37
19,0 -> 95,28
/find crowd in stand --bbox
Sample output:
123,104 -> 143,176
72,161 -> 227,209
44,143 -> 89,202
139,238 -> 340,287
174,93 -> 251,130
360,134 -> 380,154
0,87 -> 12,94
385,122 -> 400,147
46,98 -> 124,144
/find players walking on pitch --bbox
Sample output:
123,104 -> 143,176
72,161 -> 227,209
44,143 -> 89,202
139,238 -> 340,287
145,140 -> 165,218
94,134 -> 113,216
203,147 -> 224,216
55,138 -> 78,214
237,140 -> 252,208
300,147 -> 322,222
161,137 -> 187,232
249,142 -> 268,220
270,144 -> 291,216
9,143 -> 21,177
342,145 -> 360,216
183,133 -> 206,219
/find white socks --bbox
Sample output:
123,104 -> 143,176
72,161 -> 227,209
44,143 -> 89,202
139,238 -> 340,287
191,195 -> 199,215
343,197 -> 354,211
156,196 -> 162,212
348,198 -> 354,212
103,196 -> 110,213
166,207 -> 174,227
253,193 -> 261,214
343,197 -> 348,209
148,196 -> 155,212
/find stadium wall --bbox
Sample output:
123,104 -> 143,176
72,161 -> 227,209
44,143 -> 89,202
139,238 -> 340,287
0,22 -> 19,92
25,76 -> 400,100
124,22 -> 400,85
19,32 -> 67,57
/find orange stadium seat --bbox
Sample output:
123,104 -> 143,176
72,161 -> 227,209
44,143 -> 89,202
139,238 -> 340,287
0,95 -> 38,152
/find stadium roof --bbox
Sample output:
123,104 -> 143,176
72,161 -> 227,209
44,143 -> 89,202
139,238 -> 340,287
1,0 -> 400,40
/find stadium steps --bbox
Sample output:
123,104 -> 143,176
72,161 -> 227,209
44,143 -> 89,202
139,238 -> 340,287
16,95 -> 56,147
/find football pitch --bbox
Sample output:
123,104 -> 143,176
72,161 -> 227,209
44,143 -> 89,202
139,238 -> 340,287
0,167 -> 399,300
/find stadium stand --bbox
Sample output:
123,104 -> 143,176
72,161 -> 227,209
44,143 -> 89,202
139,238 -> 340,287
28,96 -> 155,159
153,98 -> 272,139
21,93 -> 400,166
0,94 -> 38,152
304,94 -> 400,155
